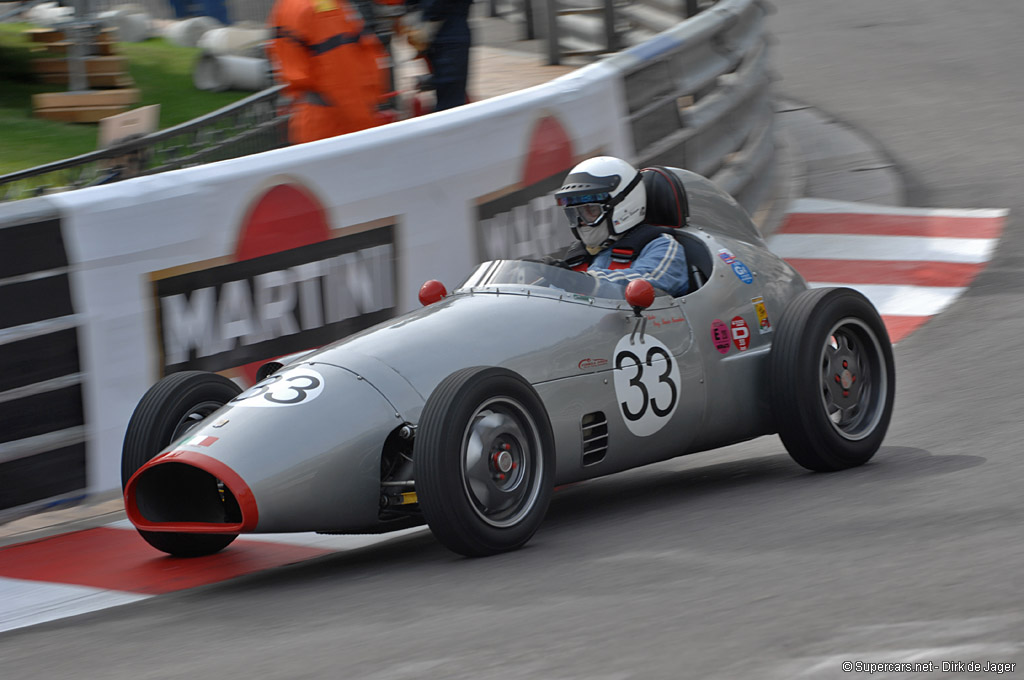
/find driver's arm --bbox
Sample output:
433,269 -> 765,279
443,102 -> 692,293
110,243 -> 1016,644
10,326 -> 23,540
586,235 -> 689,296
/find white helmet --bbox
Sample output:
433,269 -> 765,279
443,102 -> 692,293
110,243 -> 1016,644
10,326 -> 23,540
554,156 -> 646,254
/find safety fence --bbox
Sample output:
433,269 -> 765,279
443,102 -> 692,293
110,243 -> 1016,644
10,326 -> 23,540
0,86 -> 287,202
0,0 -> 775,519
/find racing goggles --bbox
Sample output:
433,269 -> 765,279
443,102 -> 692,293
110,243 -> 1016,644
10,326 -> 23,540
556,172 -> 643,228
557,192 -> 612,227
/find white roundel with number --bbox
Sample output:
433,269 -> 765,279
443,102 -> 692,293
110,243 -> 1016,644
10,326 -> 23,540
612,334 -> 680,437
229,366 -> 325,408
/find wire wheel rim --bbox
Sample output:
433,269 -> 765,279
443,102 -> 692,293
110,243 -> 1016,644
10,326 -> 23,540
460,396 -> 544,528
819,317 -> 888,441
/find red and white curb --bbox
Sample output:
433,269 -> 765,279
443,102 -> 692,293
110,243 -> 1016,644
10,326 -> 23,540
0,521 -> 424,634
768,199 -> 1008,343
0,200 -> 1009,634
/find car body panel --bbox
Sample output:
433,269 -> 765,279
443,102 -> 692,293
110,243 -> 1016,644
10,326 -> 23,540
126,168 -> 811,536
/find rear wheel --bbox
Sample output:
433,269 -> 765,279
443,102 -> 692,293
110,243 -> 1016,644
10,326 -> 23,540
415,367 -> 555,557
769,287 -> 895,471
122,371 -> 242,556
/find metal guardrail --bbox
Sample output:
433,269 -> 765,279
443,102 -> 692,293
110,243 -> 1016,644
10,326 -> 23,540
544,0 -> 618,65
489,0 -> 537,40
543,0 -> 719,65
607,0 -> 776,217
0,85 -> 287,203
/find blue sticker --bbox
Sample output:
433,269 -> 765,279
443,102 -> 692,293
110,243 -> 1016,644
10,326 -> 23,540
719,249 -> 754,284
731,261 -> 754,284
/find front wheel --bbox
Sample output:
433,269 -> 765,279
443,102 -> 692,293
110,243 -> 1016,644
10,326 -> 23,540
122,371 -> 242,556
414,367 -> 555,557
769,287 -> 895,471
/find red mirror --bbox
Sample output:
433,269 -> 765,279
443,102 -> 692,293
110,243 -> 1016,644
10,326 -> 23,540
625,279 -> 655,310
418,279 -> 447,306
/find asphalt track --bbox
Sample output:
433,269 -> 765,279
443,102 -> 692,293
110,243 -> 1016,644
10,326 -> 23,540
2,1 -> 1023,677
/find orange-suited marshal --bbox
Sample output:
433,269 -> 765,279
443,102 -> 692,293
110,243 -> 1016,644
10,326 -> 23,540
268,0 -> 387,144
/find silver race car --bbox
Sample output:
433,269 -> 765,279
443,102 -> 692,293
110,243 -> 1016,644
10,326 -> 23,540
122,168 -> 895,557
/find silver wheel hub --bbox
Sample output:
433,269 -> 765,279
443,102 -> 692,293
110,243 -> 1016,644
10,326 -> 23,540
819,317 -> 887,441
494,449 -> 514,474
461,397 -> 544,528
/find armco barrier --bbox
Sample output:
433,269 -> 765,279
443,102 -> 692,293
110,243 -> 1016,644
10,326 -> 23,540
608,0 -> 775,214
0,0 -> 775,518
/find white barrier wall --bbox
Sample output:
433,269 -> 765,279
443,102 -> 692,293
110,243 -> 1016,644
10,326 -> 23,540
1,0 -> 773,515
47,62 -> 630,498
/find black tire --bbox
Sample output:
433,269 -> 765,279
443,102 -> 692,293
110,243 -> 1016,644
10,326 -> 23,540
122,371 -> 242,557
769,287 -> 895,472
414,367 -> 555,557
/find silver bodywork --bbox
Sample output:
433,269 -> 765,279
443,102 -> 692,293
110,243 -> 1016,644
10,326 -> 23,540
127,170 -> 809,535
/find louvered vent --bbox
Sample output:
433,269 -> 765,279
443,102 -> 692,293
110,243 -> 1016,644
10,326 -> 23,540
581,412 -> 608,466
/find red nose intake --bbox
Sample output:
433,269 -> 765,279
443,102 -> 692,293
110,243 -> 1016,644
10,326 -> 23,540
419,279 -> 447,306
124,450 -> 258,533
625,279 -> 655,310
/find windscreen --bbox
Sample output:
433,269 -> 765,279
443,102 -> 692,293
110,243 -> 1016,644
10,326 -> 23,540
456,260 -> 636,301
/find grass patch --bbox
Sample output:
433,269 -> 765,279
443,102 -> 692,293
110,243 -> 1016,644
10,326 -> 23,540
0,22 -> 250,175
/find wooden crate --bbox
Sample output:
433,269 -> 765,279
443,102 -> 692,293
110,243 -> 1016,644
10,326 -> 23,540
23,26 -> 115,43
28,25 -> 138,123
33,89 -> 140,109
24,27 -> 65,43
37,72 -> 135,88
36,41 -> 118,57
35,105 -> 129,124
31,56 -> 128,75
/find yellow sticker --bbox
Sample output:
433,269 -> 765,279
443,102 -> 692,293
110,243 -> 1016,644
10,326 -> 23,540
400,492 -> 418,505
312,0 -> 340,12
752,296 -> 772,334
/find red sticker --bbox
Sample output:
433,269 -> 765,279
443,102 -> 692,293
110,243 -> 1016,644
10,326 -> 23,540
731,316 -> 750,351
711,319 -> 730,354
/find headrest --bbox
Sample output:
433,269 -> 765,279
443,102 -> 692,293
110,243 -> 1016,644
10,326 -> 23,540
640,166 -> 689,228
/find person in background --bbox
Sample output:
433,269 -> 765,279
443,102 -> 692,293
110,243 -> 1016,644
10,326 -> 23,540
553,156 -> 689,297
267,0 -> 389,144
168,0 -> 230,25
402,0 -> 472,111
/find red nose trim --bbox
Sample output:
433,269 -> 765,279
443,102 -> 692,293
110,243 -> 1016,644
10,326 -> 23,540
124,450 -> 259,534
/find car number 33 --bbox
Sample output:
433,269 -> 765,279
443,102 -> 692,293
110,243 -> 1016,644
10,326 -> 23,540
230,366 -> 325,407
612,334 -> 680,437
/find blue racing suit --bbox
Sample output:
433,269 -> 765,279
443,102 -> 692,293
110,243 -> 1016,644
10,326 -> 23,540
585,233 -> 690,297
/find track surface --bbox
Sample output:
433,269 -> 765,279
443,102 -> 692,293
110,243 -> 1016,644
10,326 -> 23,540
2,1 -> 1023,677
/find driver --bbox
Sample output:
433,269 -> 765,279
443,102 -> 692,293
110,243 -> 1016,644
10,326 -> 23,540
553,156 -> 689,297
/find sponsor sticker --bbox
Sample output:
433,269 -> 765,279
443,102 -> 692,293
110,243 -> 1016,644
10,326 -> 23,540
710,319 -> 730,354
752,296 -> 772,334
731,316 -> 751,351
718,248 -> 754,284
578,357 -> 609,370
612,334 -> 680,437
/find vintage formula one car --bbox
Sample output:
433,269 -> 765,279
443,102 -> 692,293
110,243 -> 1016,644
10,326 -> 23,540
122,167 -> 896,557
